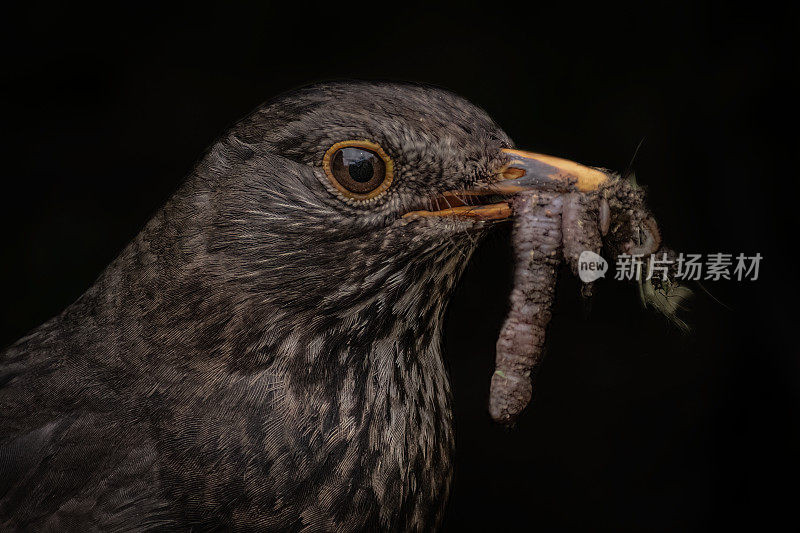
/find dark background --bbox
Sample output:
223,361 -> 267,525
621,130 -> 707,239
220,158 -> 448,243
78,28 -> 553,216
1,1 -> 796,530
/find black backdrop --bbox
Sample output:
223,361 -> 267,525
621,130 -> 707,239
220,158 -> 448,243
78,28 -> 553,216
1,2 -> 796,530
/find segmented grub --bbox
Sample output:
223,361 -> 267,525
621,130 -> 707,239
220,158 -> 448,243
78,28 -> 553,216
488,174 -> 688,426
562,192 -> 603,298
489,192 -> 563,425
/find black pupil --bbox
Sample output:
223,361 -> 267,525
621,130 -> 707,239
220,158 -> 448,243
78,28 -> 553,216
340,148 -> 375,183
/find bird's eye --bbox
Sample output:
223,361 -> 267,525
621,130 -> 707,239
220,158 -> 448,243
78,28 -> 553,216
323,140 -> 394,201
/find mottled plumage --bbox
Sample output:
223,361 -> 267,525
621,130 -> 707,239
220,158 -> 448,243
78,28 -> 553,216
0,82 -> 512,530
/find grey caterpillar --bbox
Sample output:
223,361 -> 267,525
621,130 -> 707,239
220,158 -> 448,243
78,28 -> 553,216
489,192 -> 563,426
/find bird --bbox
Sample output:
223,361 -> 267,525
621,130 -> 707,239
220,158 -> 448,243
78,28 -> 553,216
0,81 -> 595,531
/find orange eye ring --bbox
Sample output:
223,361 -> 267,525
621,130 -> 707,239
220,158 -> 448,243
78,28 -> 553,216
322,140 -> 394,201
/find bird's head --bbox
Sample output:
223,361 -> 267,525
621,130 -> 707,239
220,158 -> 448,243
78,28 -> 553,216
157,81 -> 651,371
195,83 -> 607,318
195,82 -> 512,328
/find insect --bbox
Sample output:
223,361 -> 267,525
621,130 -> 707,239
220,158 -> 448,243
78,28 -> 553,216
487,153 -> 689,425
